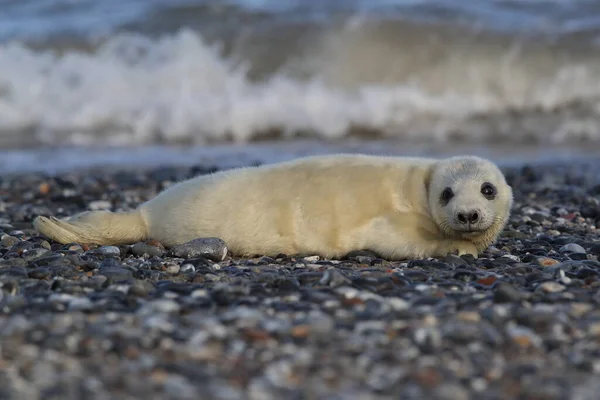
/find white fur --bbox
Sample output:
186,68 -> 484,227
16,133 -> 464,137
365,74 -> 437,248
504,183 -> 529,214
33,154 -> 513,260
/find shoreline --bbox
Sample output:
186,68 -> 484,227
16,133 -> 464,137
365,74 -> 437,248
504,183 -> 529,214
1,139 -> 599,176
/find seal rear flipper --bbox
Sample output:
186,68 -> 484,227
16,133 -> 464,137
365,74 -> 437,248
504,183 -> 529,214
33,210 -> 149,246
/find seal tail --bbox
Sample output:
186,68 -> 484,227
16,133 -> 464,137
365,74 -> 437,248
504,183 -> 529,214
33,210 -> 149,245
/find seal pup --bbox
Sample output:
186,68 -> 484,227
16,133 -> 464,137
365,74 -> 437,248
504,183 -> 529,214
33,154 -> 513,260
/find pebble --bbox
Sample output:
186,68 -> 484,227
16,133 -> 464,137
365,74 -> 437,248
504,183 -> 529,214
1,235 -> 20,247
0,158 -> 597,399
97,246 -> 121,257
131,242 -> 165,258
87,200 -> 112,210
169,237 -> 228,261
493,282 -> 522,303
138,299 -> 181,314
589,244 -> 600,255
537,281 -> 566,293
21,248 -> 52,261
99,267 -> 133,283
128,280 -> 154,297
165,264 -> 181,275
180,264 -> 196,273
537,257 -> 560,267
559,243 -> 586,254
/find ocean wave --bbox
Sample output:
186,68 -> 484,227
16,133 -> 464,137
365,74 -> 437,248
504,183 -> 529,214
1,26 -> 600,147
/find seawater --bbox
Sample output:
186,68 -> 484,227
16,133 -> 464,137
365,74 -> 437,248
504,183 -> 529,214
1,0 -> 599,171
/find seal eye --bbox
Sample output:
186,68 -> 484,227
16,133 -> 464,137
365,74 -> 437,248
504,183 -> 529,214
440,187 -> 454,206
481,182 -> 497,199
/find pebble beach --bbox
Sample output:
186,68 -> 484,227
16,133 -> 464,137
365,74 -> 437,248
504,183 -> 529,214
1,158 -> 600,399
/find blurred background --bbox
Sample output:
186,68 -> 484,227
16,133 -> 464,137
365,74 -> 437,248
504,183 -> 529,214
0,0 -> 599,173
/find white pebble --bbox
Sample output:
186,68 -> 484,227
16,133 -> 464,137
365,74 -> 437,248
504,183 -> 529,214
537,281 -> 566,293
303,255 -> 320,262
88,200 -> 112,210
387,297 -> 409,311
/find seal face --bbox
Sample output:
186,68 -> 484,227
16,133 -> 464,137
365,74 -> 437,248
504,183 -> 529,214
428,156 -> 513,248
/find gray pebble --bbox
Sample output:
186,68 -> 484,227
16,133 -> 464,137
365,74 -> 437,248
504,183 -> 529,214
128,280 -> 154,297
169,237 -> 228,261
180,264 -> 196,273
318,269 -> 350,287
99,267 -> 133,283
131,242 -> 165,258
165,264 -> 181,275
433,383 -> 470,400
27,267 -> 51,280
68,297 -> 94,311
560,243 -> 586,254
589,244 -> 600,255
20,248 -> 52,261
97,246 -> 121,257
493,282 -> 522,303
139,299 -> 180,314
444,254 -> 469,266
0,267 -> 28,279
1,235 -> 20,247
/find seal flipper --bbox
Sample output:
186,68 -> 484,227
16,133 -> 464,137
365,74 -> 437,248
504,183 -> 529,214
33,210 -> 149,245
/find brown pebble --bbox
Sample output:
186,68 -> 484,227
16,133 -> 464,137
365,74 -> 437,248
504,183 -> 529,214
38,182 -> 51,195
511,335 -> 534,347
413,367 -> 442,387
477,276 -> 497,286
291,325 -> 310,338
457,311 -> 481,323
570,303 -> 593,318
150,369 -> 169,385
242,328 -> 270,342
146,239 -> 166,249
537,257 -> 559,267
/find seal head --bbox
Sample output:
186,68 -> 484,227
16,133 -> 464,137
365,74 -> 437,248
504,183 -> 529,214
428,156 -> 513,250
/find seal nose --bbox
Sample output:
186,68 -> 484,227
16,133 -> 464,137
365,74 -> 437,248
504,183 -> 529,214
457,210 -> 480,224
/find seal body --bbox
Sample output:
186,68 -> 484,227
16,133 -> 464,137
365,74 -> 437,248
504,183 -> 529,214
33,154 -> 513,260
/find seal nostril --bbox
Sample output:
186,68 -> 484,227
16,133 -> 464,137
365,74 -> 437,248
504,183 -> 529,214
469,211 -> 479,223
457,213 -> 467,224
